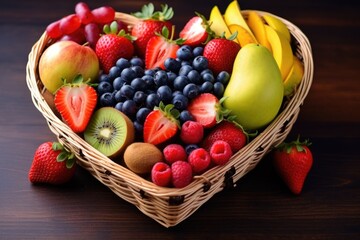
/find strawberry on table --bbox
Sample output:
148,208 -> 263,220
272,136 -> 313,195
29,142 -> 76,185
131,3 -> 174,58
54,74 -> 97,133
179,13 -> 213,47
145,26 -> 184,70
143,102 -> 180,145
95,21 -> 135,73
187,93 -> 231,128
203,33 -> 241,75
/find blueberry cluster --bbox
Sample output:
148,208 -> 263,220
96,45 -> 231,138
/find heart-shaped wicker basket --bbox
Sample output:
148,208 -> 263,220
26,11 -> 313,227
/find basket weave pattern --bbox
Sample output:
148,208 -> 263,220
26,11 -> 313,227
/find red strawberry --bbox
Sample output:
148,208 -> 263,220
54,74 -> 97,133
202,120 -> 247,153
187,93 -> 231,128
131,3 -> 174,58
143,102 -> 180,145
145,26 -> 183,70
272,136 -> 313,195
95,21 -> 135,73
29,142 -> 76,185
179,14 -> 212,47
203,34 -> 241,75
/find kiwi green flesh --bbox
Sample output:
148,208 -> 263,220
84,107 -> 134,158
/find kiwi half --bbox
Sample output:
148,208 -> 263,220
84,107 -> 134,158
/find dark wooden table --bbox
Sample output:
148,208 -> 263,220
1,0 -> 359,239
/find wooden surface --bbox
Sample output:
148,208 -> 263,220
1,0 -> 359,239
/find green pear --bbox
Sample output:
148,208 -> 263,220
223,43 -> 284,130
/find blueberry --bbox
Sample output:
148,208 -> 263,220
144,69 -> 156,76
116,58 -> 131,70
133,91 -> 147,105
172,93 -> 189,111
157,85 -> 173,103
142,75 -> 155,88
164,58 -> 181,73
131,77 -> 147,91
130,57 -> 144,68
192,56 -> 208,71
146,93 -> 160,109
120,84 -> 135,99
154,70 -> 168,86
108,66 -> 121,80
201,72 -> 215,83
181,60 -> 192,66
187,69 -> 201,84
115,102 -> 123,111
136,107 -> 151,124
114,90 -> 125,102
216,71 -> 230,85
133,120 -> 144,136
200,81 -> 214,93
173,75 -> 189,91
180,110 -> 194,123
213,82 -> 225,98
97,81 -> 113,95
185,144 -> 199,155
121,67 -> 137,83
201,69 -> 213,77
179,65 -> 193,76
167,71 -> 177,84
183,83 -> 199,99
131,65 -> 145,78
176,45 -> 193,61
193,46 -> 204,57
99,73 -> 111,83
100,92 -> 115,107
113,77 -> 127,91
122,99 -> 137,119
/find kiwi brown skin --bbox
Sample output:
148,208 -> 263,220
123,142 -> 163,175
84,107 -> 135,159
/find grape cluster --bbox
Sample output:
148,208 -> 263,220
96,45 -> 230,138
46,2 -> 126,49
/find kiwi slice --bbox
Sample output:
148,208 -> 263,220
84,107 -> 134,158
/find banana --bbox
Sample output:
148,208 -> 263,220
263,14 -> 291,42
283,56 -> 304,96
246,11 -> 272,52
209,5 -> 237,42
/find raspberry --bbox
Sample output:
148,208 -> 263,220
188,148 -> 211,174
171,161 -> 193,188
180,120 -> 204,144
210,140 -> 233,165
151,162 -> 172,187
163,144 -> 187,165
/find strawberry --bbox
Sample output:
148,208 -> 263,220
143,102 -> 180,145
203,34 -> 241,75
54,74 -> 97,133
29,142 -> 76,185
202,120 -> 247,153
145,26 -> 183,70
131,3 -> 174,58
187,93 -> 231,128
179,14 -> 212,47
95,21 -> 135,73
272,136 -> 313,195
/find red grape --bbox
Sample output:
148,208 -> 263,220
91,6 -> 115,24
84,23 -> 101,49
75,2 -> 94,25
59,27 -> 86,44
60,14 -> 81,35
46,20 -> 62,39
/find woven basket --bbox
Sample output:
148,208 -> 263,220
26,10 -> 313,227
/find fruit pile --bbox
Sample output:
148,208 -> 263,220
33,1 -> 308,191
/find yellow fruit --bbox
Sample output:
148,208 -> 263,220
209,5 -> 237,42
246,11 -> 272,52
263,14 -> 291,42
123,142 -> 163,175
228,24 -> 257,47
223,44 -> 284,131
283,56 -> 304,96
265,25 -> 294,80
223,0 -> 257,43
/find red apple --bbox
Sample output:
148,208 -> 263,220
39,40 -> 99,94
